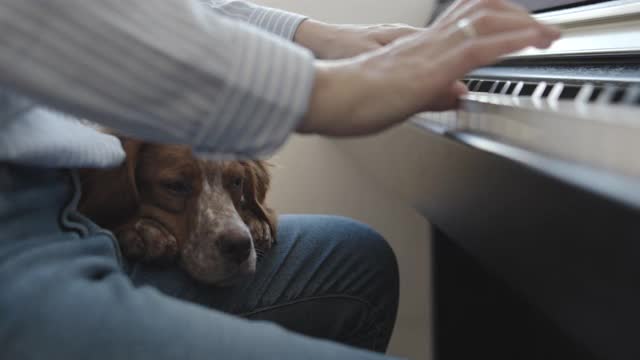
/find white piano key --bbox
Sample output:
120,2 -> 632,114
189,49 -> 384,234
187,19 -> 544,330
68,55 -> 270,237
532,82 -> 547,109
488,82 -> 498,93
576,83 -> 595,103
622,86 -> 640,105
548,83 -> 565,103
547,83 -> 565,111
501,81 -> 512,95
597,85 -> 619,105
472,81 -> 484,92
512,82 -> 525,97
533,82 -> 548,99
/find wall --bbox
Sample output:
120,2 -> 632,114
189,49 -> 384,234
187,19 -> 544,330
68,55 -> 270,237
255,0 -> 433,24
253,0 -> 436,359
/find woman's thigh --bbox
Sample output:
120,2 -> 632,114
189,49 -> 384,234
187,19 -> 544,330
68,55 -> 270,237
128,214 -> 400,352
0,165 -> 399,360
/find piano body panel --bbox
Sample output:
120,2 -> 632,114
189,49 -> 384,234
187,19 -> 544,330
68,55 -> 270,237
335,121 -> 640,360
339,1 -> 640,358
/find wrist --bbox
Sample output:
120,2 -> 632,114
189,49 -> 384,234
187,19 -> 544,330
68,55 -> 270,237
298,47 -> 425,137
294,19 -> 340,59
297,61 -> 363,135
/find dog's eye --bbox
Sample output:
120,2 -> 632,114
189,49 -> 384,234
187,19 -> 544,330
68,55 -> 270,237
232,177 -> 243,188
163,181 -> 193,196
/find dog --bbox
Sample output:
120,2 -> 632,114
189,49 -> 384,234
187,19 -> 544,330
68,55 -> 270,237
78,137 -> 277,286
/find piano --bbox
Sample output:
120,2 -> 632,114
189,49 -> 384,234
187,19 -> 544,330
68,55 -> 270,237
336,1 -> 640,359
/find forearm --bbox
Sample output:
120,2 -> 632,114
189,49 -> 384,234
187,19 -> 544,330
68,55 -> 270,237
0,0 -> 315,158
200,1 -> 370,59
200,0 -> 307,40
293,20 -> 340,59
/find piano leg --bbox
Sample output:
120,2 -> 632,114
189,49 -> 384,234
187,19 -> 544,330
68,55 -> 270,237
431,226 -> 597,360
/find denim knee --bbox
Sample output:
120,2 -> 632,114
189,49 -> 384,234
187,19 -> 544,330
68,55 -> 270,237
331,216 -> 399,288
280,214 -> 400,303
314,216 -> 400,351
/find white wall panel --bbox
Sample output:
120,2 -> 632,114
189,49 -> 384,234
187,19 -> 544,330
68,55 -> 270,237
256,0 -> 434,25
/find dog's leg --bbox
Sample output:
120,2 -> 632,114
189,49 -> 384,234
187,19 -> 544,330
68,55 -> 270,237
115,218 -> 179,263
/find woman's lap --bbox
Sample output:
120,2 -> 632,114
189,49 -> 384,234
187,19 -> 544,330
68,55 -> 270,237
0,164 -> 400,359
128,214 -> 399,352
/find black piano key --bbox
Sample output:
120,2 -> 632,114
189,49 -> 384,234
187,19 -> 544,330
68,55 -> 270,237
501,81 -> 514,95
559,85 -> 581,100
588,87 -> 603,102
477,81 -> 495,93
472,80 -> 484,92
489,81 -> 504,94
512,82 -> 524,96
519,83 -> 537,97
532,82 -> 547,98
493,81 -> 507,94
622,86 -> 640,105
608,86 -> 627,104
592,85 -> 627,104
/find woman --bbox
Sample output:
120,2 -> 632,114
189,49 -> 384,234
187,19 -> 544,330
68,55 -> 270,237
0,0 -> 559,358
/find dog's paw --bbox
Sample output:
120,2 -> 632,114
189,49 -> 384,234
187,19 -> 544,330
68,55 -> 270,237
116,219 -> 178,263
249,219 -> 275,257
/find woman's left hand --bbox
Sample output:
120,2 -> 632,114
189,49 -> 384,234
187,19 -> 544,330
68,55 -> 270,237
294,20 -> 423,59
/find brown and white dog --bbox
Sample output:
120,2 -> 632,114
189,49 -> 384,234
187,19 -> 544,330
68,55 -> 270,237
78,137 -> 277,286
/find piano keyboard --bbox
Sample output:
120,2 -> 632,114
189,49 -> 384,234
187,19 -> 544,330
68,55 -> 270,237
414,77 -> 640,180
464,79 -> 640,105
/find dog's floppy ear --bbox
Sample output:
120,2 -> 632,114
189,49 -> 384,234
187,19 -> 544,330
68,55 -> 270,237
240,160 -> 278,251
78,138 -> 145,229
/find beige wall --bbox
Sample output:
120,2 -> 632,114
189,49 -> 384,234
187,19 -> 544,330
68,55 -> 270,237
254,1 -> 436,359
268,136 -> 432,359
255,0 -> 433,24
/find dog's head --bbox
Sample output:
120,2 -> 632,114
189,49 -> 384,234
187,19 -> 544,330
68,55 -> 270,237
79,138 -> 277,285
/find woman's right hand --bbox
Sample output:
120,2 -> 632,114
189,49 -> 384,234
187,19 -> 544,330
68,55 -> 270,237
298,0 -> 561,137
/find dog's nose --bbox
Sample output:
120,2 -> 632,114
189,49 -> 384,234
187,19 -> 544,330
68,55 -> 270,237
218,229 -> 252,264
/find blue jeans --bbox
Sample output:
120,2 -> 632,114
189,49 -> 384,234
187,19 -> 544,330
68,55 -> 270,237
0,164 -> 400,359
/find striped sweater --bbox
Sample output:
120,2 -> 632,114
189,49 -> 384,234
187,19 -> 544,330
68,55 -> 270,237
0,0 -> 315,167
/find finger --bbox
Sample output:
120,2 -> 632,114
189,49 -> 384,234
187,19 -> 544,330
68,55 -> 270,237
424,81 -> 468,111
445,28 -> 553,78
437,0 -> 529,32
453,80 -> 469,97
443,10 -> 560,46
451,0 -> 530,24
435,0 -> 474,23
434,0 -> 561,42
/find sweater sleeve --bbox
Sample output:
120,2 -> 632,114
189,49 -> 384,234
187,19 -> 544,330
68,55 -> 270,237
0,0 -> 316,158
201,0 -> 308,41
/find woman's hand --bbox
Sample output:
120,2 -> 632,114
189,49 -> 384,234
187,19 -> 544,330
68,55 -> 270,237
298,0 -> 561,137
294,20 -> 423,59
